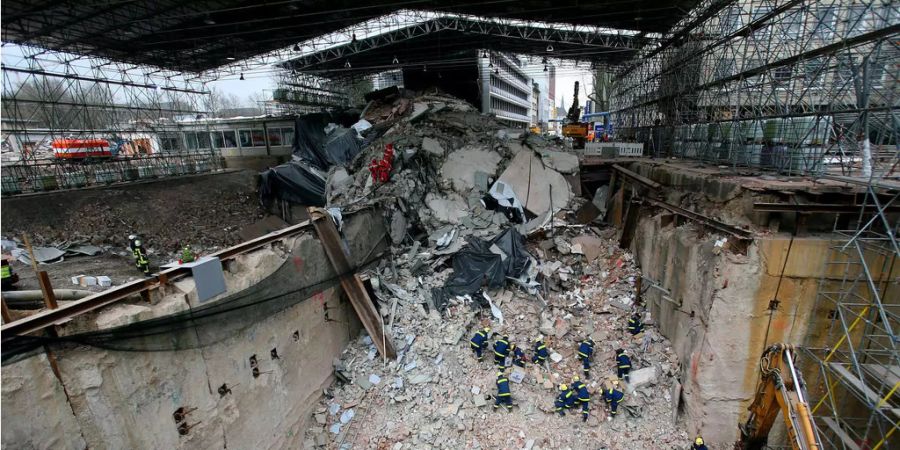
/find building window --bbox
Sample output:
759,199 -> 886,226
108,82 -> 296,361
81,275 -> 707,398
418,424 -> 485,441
773,66 -> 792,86
267,127 -> 283,146
159,133 -> 180,152
197,131 -> 210,149
184,132 -> 199,150
239,129 -> 253,147
282,127 -> 295,146
251,129 -> 266,147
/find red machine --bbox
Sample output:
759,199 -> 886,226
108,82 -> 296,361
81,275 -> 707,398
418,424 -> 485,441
52,139 -> 113,160
368,143 -> 395,183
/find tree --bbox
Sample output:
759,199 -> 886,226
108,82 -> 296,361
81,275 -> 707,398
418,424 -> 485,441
207,86 -> 243,117
588,69 -> 615,113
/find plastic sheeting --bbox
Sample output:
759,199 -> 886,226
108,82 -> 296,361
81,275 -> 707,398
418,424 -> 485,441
431,228 -> 532,311
258,161 -> 326,207
292,114 -> 365,171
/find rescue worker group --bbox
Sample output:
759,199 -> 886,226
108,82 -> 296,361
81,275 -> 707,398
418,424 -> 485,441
469,313 -> 644,423
469,316 -> 710,448
127,235 -> 195,275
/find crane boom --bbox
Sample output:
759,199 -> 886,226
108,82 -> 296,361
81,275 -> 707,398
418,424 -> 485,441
740,343 -> 822,450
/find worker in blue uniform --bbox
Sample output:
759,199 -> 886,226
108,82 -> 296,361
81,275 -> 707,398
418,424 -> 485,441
493,334 -> 511,369
627,313 -> 644,335
554,384 -> 577,416
615,348 -> 632,382
576,338 -> 595,378
572,376 -> 591,422
692,436 -> 708,450
510,343 -> 526,367
493,371 -> 513,412
532,337 -> 549,364
602,381 -> 626,419
470,327 -> 491,361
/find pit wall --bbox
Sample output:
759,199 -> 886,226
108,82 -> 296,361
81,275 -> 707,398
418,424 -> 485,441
632,212 -> 894,445
1,209 -> 387,450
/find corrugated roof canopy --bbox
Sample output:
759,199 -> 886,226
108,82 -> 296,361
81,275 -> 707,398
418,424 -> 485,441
2,0 -> 699,72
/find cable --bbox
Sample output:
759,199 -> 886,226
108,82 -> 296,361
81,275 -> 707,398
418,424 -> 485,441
2,235 -> 388,363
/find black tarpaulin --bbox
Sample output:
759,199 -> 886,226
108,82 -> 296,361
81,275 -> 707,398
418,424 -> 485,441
292,114 -> 365,171
258,161 -> 326,206
431,228 -> 532,311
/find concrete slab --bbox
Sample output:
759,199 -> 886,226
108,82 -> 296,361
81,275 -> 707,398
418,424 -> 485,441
497,151 -> 572,218
440,146 -> 502,193
422,137 -> 444,156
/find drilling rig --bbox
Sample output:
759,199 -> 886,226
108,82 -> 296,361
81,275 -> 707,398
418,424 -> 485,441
561,81 -> 589,149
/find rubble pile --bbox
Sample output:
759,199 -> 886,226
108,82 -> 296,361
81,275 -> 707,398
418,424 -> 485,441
301,90 -> 690,449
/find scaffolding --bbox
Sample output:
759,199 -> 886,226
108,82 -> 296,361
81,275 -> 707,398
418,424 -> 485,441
611,0 -> 898,447
610,0 -> 898,177
1,44 -> 222,194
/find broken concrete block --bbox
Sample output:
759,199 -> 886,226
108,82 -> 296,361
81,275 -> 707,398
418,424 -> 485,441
356,377 -> 373,390
422,137 -> 444,156
409,374 -> 432,384
627,366 -> 659,393
97,276 -> 112,287
329,423 -> 343,434
473,394 -> 487,407
79,276 -> 97,287
440,146 -> 501,193
541,150 -> 580,174
497,150 -> 572,218
339,409 -> 355,424
315,413 -> 327,425
409,102 -> 429,122
71,275 -> 85,285
369,374 -> 382,385
549,352 -> 563,363
553,317 -> 570,339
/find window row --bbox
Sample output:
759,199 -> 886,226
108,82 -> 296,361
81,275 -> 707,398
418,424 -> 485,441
491,97 -> 529,117
168,127 -> 295,151
488,54 -> 529,85
490,75 -> 529,101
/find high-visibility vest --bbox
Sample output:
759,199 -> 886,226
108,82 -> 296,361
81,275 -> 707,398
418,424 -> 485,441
1,264 -> 11,279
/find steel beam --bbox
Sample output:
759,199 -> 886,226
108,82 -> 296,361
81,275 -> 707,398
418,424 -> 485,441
307,208 -> 396,359
612,164 -> 662,190
753,203 -> 900,213
643,197 -> 753,239
1,219 -> 314,340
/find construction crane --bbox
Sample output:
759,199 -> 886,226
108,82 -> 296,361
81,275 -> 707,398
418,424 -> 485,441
561,81 -> 589,149
740,343 -> 823,450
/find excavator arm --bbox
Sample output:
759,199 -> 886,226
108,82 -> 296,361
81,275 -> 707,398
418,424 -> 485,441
740,344 -> 822,450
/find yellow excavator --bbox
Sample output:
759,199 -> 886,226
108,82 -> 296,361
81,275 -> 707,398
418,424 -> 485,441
740,343 -> 823,450
561,81 -> 589,149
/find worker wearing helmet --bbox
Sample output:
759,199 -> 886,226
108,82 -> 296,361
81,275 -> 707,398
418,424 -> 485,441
554,383 -> 576,416
532,337 -> 549,364
627,313 -> 644,335
602,380 -> 625,419
493,334 -> 511,369
1,256 -> 18,290
577,338 -> 595,378
572,375 -> 591,422
470,327 -> 491,362
130,235 -> 150,276
692,436 -> 708,450
615,348 -> 632,382
493,371 -> 513,412
510,343 -> 526,367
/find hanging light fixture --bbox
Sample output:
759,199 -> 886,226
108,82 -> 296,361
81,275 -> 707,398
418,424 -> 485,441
541,57 -> 547,64
482,51 -> 488,58
489,61 -> 493,68
543,64 -> 548,72
494,67 -> 499,75
423,64 -> 427,72
344,60 -> 351,68
351,33 -> 357,43
392,55 -> 399,64
239,73 -> 245,80
293,43 -> 300,52
546,43 -> 554,52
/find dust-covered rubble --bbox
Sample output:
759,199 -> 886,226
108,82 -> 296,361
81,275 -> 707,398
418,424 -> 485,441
299,89 -> 691,450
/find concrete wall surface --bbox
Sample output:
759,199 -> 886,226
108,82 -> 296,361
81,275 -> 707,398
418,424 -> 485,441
1,208 -> 387,450
632,213 -> 845,445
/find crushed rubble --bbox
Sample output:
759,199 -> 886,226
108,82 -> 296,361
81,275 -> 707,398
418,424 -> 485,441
300,90 -> 690,449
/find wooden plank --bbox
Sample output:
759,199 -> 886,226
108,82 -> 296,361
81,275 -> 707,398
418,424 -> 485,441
612,164 -> 662,190
820,417 -> 861,450
37,271 -> 58,310
307,208 -> 396,359
1,298 -> 11,324
829,362 -> 884,406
